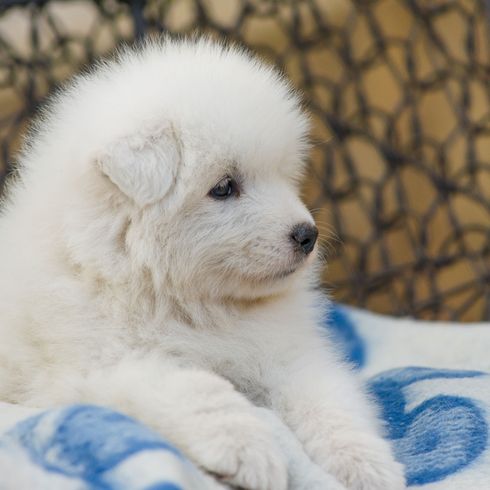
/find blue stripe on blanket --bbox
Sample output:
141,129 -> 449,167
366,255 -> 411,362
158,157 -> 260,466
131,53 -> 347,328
2,405 -> 189,489
324,303 -> 365,368
369,367 -> 488,485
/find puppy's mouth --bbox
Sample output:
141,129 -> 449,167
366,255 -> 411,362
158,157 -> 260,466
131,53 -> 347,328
238,264 -> 298,285
236,243 -> 317,285
259,247 -> 317,283
270,267 -> 298,280
254,264 -> 301,283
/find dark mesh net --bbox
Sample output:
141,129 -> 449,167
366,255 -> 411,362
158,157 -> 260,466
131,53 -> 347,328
1,0 -> 489,321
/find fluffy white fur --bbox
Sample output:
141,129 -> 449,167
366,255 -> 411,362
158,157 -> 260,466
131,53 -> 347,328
0,38 -> 405,490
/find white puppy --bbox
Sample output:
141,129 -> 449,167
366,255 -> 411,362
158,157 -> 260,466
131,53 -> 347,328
0,38 -> 404,490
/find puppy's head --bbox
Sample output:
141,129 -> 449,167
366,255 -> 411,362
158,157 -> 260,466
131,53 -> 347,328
32,38 -> 317,301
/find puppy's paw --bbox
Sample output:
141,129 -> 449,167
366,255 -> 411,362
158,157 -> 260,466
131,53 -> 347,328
186,413 -> 288,490
154,370 -> 287,489
320,433 -> 405,490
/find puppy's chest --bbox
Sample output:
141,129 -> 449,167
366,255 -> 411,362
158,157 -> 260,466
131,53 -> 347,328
162,325 -> 275,405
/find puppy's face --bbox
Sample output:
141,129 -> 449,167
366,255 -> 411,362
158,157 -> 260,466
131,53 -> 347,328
165,152 -> 318,300
73,40 -> 316,301
99,122 -> 316,301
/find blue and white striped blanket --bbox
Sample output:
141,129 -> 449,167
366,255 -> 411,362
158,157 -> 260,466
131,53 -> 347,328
1,304 -> 489,489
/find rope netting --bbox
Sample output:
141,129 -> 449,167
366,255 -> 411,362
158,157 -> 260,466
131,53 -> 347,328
1,0 -> 489,320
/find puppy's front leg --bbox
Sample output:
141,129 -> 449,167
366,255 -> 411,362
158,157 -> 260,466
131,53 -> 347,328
268,350 -> 405,490
25,356 -> 287,490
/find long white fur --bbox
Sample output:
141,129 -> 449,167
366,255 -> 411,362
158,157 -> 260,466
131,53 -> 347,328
0,38 -> 405,490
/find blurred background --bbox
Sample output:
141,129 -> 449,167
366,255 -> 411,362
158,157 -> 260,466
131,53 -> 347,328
0,0 -> 489,321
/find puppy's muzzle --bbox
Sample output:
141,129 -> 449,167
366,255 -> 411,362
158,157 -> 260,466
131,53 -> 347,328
290,223 -> 318,255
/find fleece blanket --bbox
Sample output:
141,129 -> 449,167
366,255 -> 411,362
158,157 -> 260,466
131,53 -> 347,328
1,303 -> 490,490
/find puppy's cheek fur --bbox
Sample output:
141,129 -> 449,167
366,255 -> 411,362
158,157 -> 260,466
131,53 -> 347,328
162,191 -> 314,299
164,220 -> 298,298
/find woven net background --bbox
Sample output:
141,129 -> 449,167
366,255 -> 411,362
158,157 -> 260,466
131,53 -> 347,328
0,0 -> 489,321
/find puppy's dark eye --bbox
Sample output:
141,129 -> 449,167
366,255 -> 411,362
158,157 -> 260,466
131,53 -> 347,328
209,176 -> 239,200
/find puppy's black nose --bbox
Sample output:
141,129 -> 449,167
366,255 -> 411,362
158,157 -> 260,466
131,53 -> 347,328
290,223 -> 318,255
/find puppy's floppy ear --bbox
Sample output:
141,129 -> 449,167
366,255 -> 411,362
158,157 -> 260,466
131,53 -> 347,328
97,128 -> 180,206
